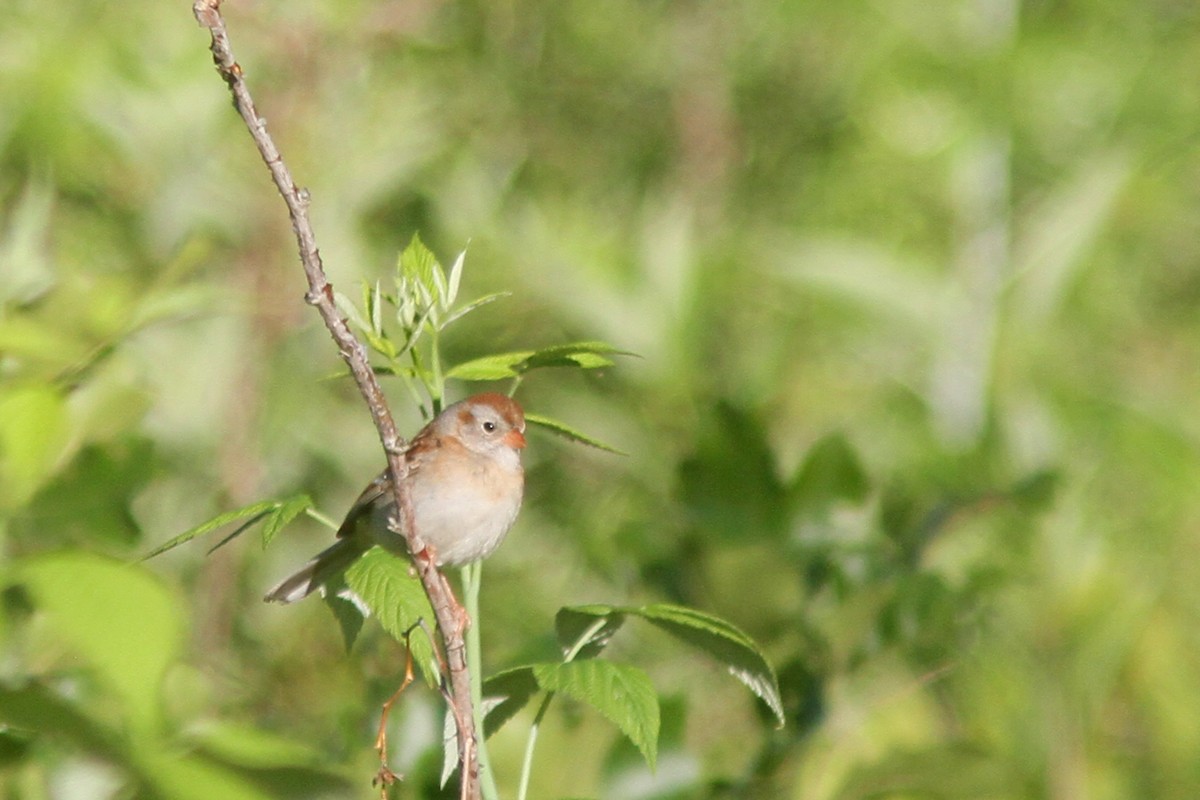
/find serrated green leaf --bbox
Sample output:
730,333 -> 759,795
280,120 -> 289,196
260,494 -> 314,548
555,605 -> 627,659
141,499 -> 279,561
557,603 -> 785,728
633,604 -> 785,727
399,233 -> 441,300
533,661 -> 659,769
343,547 -> 439,686
526,413 -> 626,455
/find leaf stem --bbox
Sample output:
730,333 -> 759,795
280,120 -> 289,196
302,506 -> 340,531
515,617 -> 609,800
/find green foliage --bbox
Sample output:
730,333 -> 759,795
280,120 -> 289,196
340,546 -> 437,685
532,660 -> 660,769
0,553 -> 348,798
3,0 -> 1200,797
555,603 -> 785,727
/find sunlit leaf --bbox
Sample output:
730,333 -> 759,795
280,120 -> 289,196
140,749 -> 277,800
533,660 -> 659,769
446,249 -> 466,307
445,350 -> 531,380
399,233 -> 442,305
0,317 -> 90,368
0,384 -> 70,510
447,341 -> 631,380
16,553 -> 184,733
525,413 -> 626,455
0,179 -> 56,305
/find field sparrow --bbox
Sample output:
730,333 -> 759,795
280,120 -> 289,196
264,393 -> 526,604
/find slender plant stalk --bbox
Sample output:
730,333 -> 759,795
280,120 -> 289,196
516,617 -> 610,800
463,561 -> 501,800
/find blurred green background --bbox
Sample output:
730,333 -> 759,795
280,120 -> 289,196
2,0 -> 1200,798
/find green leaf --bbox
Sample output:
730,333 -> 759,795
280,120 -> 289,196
790,432 -> 870,515
184,721 -> 328,769
261,494 -> 314,548
526,413 -> 626,455
481,666 -> 540,738
524,341 -> 630,370
139,750 -> 278,800
15,553 -> 184,733
441,291 -> 510,328
0,317 -> 90,369
446,340 -> 632,380
834,743 -> 1013,800
323,590 -> 366,653
446,350 -> 532,380
445,249 -> 466,307
399,233 -> 444,305
533,660 -> 659,769
343,547 -> 439,686
632,604 -> 785,728
29,439 -> 156,547
555,605 -> 627,660
677,401 -> 789,542
140,499 -> 279,561
559,603 -> 786,728
0,179 -> 56,305
0,384 -> 71,510
334,289 -> 372,336
0,680 -> 126,761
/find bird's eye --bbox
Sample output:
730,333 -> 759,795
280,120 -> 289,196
482,420 -> 497,433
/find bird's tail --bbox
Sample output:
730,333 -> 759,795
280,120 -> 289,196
263,538 -> 363,604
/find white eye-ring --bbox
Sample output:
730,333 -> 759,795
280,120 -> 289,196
482,420 -> 497,433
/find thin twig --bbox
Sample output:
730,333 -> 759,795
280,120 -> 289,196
190,2 -> 479,797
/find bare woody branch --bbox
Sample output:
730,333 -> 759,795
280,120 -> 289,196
190,1 -> 479,797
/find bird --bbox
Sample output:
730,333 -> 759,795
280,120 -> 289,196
264,393 -> 526,604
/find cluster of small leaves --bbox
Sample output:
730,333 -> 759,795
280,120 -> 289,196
337,235 -> 631,446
